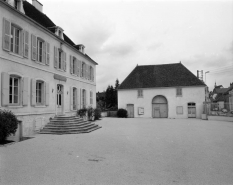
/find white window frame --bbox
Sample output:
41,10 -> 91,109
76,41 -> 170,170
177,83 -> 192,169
9,75 -> 20,105
36,80 -> 45,105
37,39 -> 43,63
10,25 -> 21,55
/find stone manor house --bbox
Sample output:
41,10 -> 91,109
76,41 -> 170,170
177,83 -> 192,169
0,0 -> 97,136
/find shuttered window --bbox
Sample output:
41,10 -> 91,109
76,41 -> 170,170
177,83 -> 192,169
138,89 -> 143,98
90,91 -> 93,104
31,79 -> 49,106
1,72 -> 28,107
3,18 -> 26,57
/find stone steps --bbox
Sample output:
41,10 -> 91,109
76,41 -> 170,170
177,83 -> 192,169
40,116 -> 101,134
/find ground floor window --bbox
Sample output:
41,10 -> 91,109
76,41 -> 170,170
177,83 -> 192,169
9,76 -> 20,104
73,87 -> 77,110
36,81 -> 44,105
82,89 -> 86,108
90,91 -> 93,105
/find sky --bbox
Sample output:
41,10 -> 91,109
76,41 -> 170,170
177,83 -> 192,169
37,0 -> 233,92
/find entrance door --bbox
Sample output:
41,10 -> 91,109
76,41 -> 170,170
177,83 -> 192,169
57,84 -> 63,115
188,102 -> 196,118
127,104 -> 134,118
152,95 -> 168,118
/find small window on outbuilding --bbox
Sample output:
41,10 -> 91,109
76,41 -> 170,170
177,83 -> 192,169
138,89 -> 143,98
176,88 -> 182,96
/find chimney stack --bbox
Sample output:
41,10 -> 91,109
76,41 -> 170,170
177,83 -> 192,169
32,0 -> 43,13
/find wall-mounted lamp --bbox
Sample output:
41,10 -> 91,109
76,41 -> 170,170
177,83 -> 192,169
52,89 -> 54,93
67,91 -> 69,95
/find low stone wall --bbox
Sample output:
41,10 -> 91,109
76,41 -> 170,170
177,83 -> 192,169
208,116 -> 233,122
107,111 -> 117,117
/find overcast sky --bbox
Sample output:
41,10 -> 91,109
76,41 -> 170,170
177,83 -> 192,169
38,0 -> 233,92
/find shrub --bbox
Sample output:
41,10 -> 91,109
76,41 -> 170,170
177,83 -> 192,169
87,106 -> 95,120
77,108 -> 87,118
94,108 -> 101,120
0,110 -> 18,141
117,109 -> 128,118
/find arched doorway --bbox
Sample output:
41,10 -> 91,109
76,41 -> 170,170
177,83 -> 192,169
152,95 -> 168,118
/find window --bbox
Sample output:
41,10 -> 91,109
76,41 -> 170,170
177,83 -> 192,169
82,89 -> 86,108
90,91 -> 93,104
36,81 -> 44,105
81,62 -> 86,78
70,56 -> 80,76
32,34 -> 50,64
3,18 -> 29,57
89,66 -> 94,81
14,0 -> 18,9
9,76 -> 20,104
37,39 -> 43,62
58,50 -> 62,69
54,46 -> 66,71
138,89 -> 143,98
10,25 -> 20,54
176,88 -> 182,96
31,79 -> 49,106
176,106 -> 183,114
1,72 -> 28,106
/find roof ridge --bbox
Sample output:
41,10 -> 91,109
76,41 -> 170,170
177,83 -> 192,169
138,62 -> 181,67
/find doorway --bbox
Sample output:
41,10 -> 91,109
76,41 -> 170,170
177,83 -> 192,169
127,104 -> 134,118
57,84 -> 64,115
188,102 -> 196,118
152,95 -> 168,118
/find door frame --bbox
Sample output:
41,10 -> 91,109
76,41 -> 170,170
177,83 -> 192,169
187,102 -> 196,118
56,83 -> 65,115
152,95 -> 168,118
127,104 -> 134,118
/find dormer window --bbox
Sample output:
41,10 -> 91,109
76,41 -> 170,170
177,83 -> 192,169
54,26 -> 64,40
14,0 -> 18,9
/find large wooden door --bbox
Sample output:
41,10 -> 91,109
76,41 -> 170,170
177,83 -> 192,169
57,84 -> 63,115
152,95 -> 168,118
127,104 -> 134,118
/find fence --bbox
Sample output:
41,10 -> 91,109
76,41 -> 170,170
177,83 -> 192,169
203,102 -> 233,117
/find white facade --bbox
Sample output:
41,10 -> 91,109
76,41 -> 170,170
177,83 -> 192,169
118,86 -> 205,119
0,1 -> 97,137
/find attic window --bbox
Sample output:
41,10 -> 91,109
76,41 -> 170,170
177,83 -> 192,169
14,0 -> 18,9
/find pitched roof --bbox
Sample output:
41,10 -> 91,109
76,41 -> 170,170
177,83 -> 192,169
118,63 -> 206,90
22,1 -> 97,65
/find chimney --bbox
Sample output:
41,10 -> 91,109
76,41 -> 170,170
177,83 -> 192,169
32,0 -> 43,13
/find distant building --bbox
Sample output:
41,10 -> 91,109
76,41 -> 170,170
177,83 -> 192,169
0,0 -> 97,136
118,63 -> 206,118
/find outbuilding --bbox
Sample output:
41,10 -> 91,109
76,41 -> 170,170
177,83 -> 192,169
118,63 -> 206,119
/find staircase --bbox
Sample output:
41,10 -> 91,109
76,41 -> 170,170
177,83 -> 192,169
40,115 -> 101,134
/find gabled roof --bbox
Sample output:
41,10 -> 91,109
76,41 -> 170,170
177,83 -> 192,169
118,63 -> 206,90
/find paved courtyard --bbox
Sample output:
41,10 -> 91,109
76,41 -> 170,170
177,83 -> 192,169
0,118 -> 233,185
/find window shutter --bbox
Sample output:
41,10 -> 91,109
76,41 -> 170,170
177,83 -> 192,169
74,58 -> 77,75
70,86 -> 73,110
80,62 -> 83,77
87,64 -> 89,80
80,89 -> 82,109
19,30 -> 23,56
31,34 -> 37,61
70,55 -> 73,74
84,90 -> 86,107
31,79 -> 36,106
85,63 -> 88,79
3,18 -> 11,51
22,77 -> 28,106
77,60 -> 80,77
91,67 -> 94,81
63,52 -> 66,71
46,42 -> 50,65
45,82 -> 49,106
77,88 -> 79,108
42,42 -> 46,64
23,30 -> 29,58
1,72 -> 9,106
54,46 -> 58,68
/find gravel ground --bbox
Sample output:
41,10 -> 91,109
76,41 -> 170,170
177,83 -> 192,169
0,118 -> 233,185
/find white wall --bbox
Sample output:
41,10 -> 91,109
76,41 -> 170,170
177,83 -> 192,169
118,86 -> 205,119
0,3 -> 97,136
